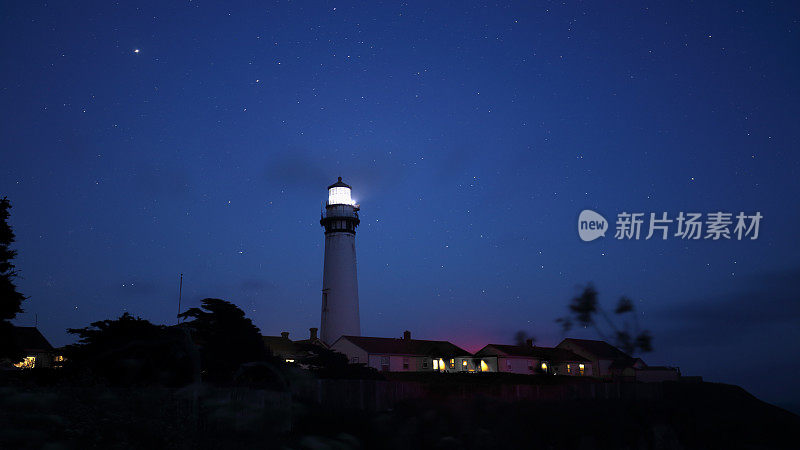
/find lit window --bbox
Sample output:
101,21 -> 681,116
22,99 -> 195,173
462,360 -> 468,366
480,360 -> 489,372
449,358 -> 455,369
328,186 -> 355,205
541,362 -> 548,371
567,364 -> 571,373
285,359 -> 295,363
433,359 -> 439,370
579,363 -> 585,375
14,356 -> 36,369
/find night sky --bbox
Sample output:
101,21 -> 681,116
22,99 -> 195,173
2,2 -> 799,409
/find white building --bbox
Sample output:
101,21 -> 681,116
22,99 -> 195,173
331,331 -> 473,373
474,341 -> 593,376
556,338 -> 679,381
319,177 -> 361,345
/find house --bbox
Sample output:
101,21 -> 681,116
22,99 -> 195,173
556,338 -> 679,381
262,327 -> 327,363
293,327 -> 327,348
7,327 -> 57,369
474,340 -> 593,375
556,338 -> 640,379
330,331 -> 473,372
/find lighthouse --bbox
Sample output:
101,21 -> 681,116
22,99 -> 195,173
319,177 -> 361,345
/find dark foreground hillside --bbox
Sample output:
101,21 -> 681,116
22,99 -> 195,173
1,376 -> 797,450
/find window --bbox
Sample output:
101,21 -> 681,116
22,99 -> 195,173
567,364 -> 571,374
541,362 -> 548,371
328,186 -> 354,205
423,359 -> 429,369
449,358 -> 455,369
579,363 -> 585,375
462,360 -> 468,370
528,360 -> 534,371
433,359 -> 439,370
14,356 -> 35,369
506,360 -> 512,371
380,356 -> 390,372
351,356 -> 359,364
403,357 -> 409,370
285,359 -> 295,363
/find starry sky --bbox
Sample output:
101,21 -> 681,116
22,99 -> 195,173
2,2 -> 799,409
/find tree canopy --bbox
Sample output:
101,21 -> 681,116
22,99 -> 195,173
0,197 -> 26,361
65,312 -> 195,386
178,298 -> 267,383
556,283 -> 653,355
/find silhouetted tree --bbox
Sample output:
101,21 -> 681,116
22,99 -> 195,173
0,197 -> 26,361
294,342 -> 381,379
556,284 -> 653,355
615,296 -> 634,314
178,298 -> 267,383
569,284 -> 599,326
65,312 -> 194,386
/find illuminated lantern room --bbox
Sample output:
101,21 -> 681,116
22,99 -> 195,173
327,177 -> 356,206
321,177 -> 360,235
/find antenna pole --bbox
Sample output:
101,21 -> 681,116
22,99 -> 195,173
177,273 -> 183,323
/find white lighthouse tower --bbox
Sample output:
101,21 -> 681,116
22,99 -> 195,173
319,177 -> 361,345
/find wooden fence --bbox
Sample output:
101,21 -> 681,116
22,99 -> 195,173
290,378 -> 665,411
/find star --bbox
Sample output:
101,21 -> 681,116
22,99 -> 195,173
133,49 -> 140,54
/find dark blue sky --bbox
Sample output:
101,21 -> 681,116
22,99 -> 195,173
2,2 -> 799,408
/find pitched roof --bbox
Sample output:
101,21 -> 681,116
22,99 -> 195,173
558,338 -> 632,360
328,177 -> 351,189
475,344 -> 537,357
610,357 -> 647,370
638,365 -> 676,371
476,344 -> 589,361
12,327 -> 54,352
294,337 -> 329,349
262,336 -> 296,355
335,335 -> 471,357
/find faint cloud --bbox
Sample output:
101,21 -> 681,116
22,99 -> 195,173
657,268 -> 800,346
264,146 -> 329,191
262,145 -> 412,200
